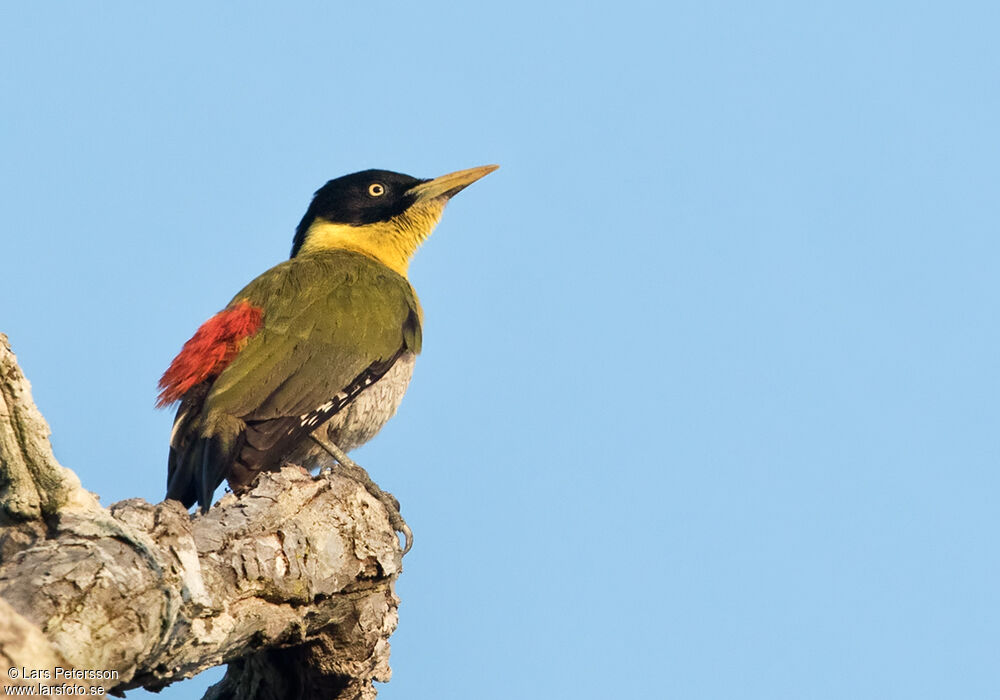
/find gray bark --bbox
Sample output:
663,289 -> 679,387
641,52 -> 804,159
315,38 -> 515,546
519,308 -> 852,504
0,334 -> 403,698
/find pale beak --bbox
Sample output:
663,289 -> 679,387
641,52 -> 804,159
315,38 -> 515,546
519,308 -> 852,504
407,164 -> 499,202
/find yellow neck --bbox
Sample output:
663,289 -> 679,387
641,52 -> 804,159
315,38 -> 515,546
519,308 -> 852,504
298,200 -> 446,277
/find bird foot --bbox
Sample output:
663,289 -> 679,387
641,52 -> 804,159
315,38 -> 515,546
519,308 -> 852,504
311,435 -> 412,554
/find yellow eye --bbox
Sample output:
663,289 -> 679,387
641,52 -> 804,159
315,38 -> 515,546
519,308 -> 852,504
368,183 -> 386,197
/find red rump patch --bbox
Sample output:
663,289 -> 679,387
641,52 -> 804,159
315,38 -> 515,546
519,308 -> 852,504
156,300 -> 264,407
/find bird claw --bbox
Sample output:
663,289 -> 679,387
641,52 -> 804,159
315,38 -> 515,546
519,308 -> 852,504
311,435 -> 413,555
395,518 -> 413,556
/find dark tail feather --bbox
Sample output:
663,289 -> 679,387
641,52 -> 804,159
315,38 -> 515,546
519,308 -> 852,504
199,440 -> 212,514
164,381 -> 243,513
165,385 -> 209,509
166,437 -> 203,508
199,435 -> 231,513
167,434 -> 235,514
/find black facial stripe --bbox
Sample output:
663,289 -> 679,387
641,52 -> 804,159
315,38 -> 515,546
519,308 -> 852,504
291,169 -> 427,258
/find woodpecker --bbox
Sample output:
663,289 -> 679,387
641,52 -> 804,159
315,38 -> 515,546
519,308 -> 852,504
157,164 -> 498,551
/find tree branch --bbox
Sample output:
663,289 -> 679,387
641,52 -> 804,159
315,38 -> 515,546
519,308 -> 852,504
0,334 -> 403,698
0,334 -> 100,522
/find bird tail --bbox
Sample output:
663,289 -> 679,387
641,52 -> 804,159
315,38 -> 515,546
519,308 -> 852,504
166,399 -> 204,508
165,385 -> 243,513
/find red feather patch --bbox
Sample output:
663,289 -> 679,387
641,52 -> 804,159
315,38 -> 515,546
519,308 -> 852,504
156,300 -> 264,408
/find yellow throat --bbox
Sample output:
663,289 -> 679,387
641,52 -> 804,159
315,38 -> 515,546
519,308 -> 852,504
298,198 -> 446,278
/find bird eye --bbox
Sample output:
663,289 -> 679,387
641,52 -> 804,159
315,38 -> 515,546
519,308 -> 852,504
368,183 -> 386,197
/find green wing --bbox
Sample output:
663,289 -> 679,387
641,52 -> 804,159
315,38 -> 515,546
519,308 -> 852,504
207,249 -> 420,420
170,249 -> 422,511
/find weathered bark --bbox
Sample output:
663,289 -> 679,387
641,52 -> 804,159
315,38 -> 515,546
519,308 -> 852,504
0,334 -> 403,698
0,334 -> 100,522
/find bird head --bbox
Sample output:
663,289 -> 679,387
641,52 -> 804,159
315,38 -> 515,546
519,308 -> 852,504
291,164 -> 498,276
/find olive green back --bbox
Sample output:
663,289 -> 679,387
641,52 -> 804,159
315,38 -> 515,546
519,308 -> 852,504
204,249 -> 422,424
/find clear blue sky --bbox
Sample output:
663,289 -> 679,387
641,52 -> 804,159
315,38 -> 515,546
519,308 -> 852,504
2,2 -> 998,698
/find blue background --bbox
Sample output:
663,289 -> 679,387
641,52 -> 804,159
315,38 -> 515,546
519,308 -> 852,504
2,2 -> 998,698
